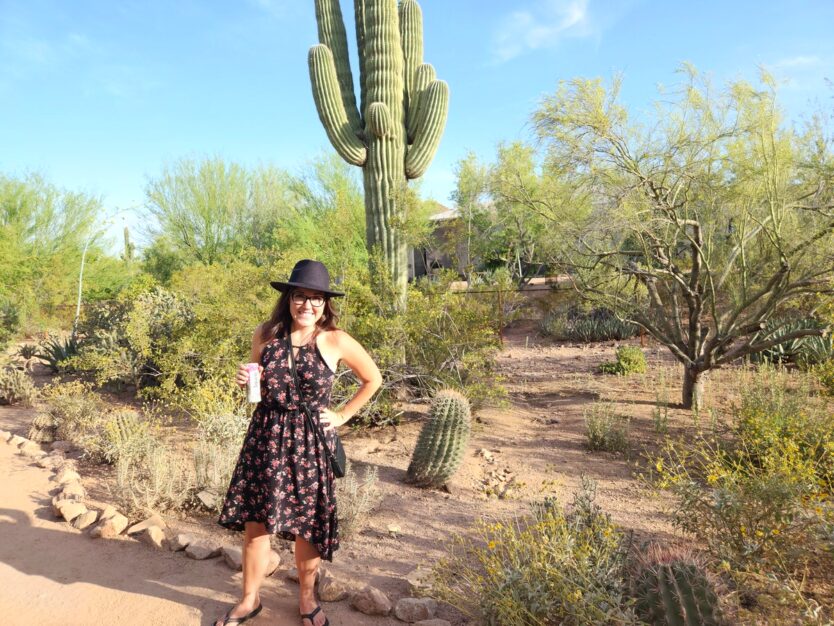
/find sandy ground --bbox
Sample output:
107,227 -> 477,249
0,322 -> 703,625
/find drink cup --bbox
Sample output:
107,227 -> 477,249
246,363 -> 261,403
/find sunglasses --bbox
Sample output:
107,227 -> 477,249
291,292 -> 325,307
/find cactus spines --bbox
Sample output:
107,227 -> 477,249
633,555 -> 723,626
308,0 -> 449,302
405,389 -> 471,488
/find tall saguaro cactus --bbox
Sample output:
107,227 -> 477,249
308,0 -> 449,302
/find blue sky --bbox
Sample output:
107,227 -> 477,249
1,0 -> 833,251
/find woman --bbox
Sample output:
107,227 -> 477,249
215,259 -> 382,626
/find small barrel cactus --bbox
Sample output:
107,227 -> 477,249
28,411 -> 57,443
633,559 -> 722,625
405,389 -> 470,488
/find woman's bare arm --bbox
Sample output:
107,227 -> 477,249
322,330 -> 382,428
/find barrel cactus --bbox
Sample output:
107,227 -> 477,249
633,558 -> 723,625
405,389 -> 470,487
308,0 -> 449,301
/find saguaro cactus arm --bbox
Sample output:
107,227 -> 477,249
308,44 -> 368,166
367,102 -> 392,137
314,0 -> 363,134
406,63 -> 436,140
405,79 -> 449,179
399,0 -> 423,110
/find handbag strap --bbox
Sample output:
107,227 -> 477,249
286,334 -> 336,463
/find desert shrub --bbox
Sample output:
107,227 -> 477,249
193,439 -> 240,508
336,461 -> 382,539
651,368 -> 833,568
175,375 -> 250,446
115,437 -> 192,513
39,381 -> 105,451
599,346 -> 646,375
338,266 -> 503,426
0,367 -> 36,406
584,402 -> 630,453
813,359 -> 834,396
0,298 -> 20,351
431,477 -> 636,625
541,305 -> 638,342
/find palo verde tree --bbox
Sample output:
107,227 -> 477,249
527,68 -> 834,410
307,0 -> 449,304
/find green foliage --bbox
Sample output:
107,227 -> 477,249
39,381 -> 105,451
337,264 -> 503,425
584,402 -> 630,453
632,554 -> 723,626
99,410 -> 154,464
336,460 -> 382,539
651,367 -> 832,568
176,375 -> 250,446
431,477 -> 636,625
541,306 -> 638,343
145,157 -> 296,265
115,437 -> 192,514
37,334 -> 80,372
406,389 -> 471,487
600,346 -> 647,375
0,297 -> 20,351
749,318 -> 833,366
0,367 -> 36,406
814,359 -> 834,396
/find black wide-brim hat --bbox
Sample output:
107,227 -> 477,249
270,259 -> 345,297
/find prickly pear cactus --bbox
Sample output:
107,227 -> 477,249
633,560 -> 723,626
405,389 -> 470,488
308,0 -> 449,301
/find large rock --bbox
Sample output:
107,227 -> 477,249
0,430 -> 11,442
51,440 -> 72,452
99,505 -> 118,521
58,501 -> 87,523
350,586 -> 392,616
18,441 -> 44,458
54,467 -> 81,484
222,545 -> 243,570
318,569 -> 351,602
35,455 -> 64,470
196,490 -> 219,509
139,525 -> 168,550
89,513 -> 129,539
10,435 -> 27,447
60,481 -> 86,500
52,497 -> 77,517
169,533 -> 196,551
126,513 -> 166,535
395,598 -> 438,623
72,510 -> 99,530
185,541 -> 222,560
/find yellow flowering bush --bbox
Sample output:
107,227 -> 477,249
431,478 -> 636,625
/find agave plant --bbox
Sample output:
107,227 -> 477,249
750,318 -> 831,366
37,335 -> 80,372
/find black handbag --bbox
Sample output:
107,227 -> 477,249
287,334 -> 347,478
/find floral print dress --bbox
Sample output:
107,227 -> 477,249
218,334 -> 339,561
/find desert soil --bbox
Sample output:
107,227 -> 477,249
1,322 -> 700,626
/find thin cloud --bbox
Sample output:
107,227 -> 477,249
492,0 -> 594,63
765,55 -> 830,91
771,55 -> 821,69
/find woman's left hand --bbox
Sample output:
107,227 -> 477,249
319,408 -> 347,433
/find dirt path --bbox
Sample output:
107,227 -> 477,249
0,439 -> 406,626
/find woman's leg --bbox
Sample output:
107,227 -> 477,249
214,522 -> 270,625
296,536 -> 327,625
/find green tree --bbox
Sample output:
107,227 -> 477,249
528,68 -> 834,409
0,173 -> 111,325
144,157 -> 296,264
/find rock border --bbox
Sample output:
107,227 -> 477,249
0,429 -> 450,625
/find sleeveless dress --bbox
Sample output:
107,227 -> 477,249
217,334 -> 339,561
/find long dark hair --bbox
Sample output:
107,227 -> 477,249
260,289 -> 339,344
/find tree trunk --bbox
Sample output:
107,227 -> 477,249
681,366 -> 705,411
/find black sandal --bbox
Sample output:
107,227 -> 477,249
216,602 -> 262,625
301,605 -> 329,626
